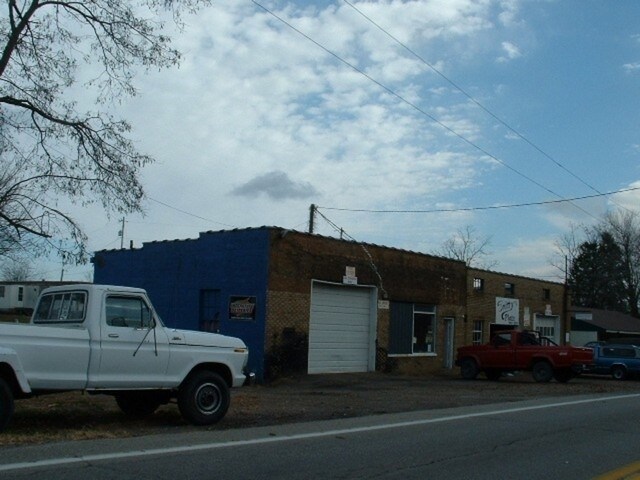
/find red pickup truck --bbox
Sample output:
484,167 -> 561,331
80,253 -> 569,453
456,330 -> 593,383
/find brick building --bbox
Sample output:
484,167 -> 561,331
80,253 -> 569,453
92,227 -> 567,381
466,268 -> 567,346
93,227 -> 467,380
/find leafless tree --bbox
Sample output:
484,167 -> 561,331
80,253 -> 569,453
0,0 -> 210,263
598,210 -> 640,317
549,223 -> 588,279
435,225 -> 498,269
0,257 -> 34,281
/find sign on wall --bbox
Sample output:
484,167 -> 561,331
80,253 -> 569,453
495,297 -> 520,325
229,296 -> 256,321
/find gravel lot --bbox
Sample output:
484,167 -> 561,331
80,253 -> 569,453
3,371 -> 640,447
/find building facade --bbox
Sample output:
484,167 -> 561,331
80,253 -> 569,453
466,268 -> 566,346
92,227 -> 567,381
93,227 -> 468,380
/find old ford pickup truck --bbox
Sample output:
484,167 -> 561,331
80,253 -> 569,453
0,284 -> 252,430
456,330 -> 593,383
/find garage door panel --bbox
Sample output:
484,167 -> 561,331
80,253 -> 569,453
308,283 -> 376,374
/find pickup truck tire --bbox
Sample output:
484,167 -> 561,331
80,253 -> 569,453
611,366 -> 627,381
460,358 -> 479,380
178,371 -> 230,426
531,361 -> 553,382
115,392 -> 162,418
0,378 -> 14,431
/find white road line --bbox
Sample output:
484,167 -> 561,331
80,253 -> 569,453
2,393 -> 639,473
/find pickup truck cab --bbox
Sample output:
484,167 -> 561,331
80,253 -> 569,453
0,284 -> 252,430
456,330 -> 593,383
585,344 -> 640,380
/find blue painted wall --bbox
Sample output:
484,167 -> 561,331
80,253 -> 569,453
93,228 -> 271,380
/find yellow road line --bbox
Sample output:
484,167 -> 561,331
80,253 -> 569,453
594,461 -> 640,480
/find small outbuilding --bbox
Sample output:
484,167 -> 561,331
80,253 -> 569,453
571,308 -> 640,346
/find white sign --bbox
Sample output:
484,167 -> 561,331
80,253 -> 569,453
345,266 -> 356,277
378,300 -> 390,310
496,297 -> 520,325
343,276 -> 358,285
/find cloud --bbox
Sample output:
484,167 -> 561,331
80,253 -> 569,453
497,41 -> 522,62
231,171 -> 319,200
623,62 -> 640,73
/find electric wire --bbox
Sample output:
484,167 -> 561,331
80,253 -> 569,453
250,0 -> 596,220
342,0 -> 605,197
317,186 -> 639,214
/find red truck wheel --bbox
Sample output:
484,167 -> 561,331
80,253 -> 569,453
532,361 -> 553,382
460,358 -> 479,380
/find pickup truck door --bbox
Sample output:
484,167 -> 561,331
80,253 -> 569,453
91,294 -> 171,388
482,332 -> 517,368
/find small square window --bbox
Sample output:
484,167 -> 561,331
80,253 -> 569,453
473,278 -> 484,291
504,282 -> 515,295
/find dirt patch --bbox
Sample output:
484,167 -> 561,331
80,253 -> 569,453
3,372 -> 639,446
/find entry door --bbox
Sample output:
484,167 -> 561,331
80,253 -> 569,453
95,295 -> 170,388
443,317 -> 455,369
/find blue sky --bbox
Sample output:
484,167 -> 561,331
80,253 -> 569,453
35,0 -> 640,282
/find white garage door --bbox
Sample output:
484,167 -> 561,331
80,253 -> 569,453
534,315 -> 561,345
308,282 -> 376,374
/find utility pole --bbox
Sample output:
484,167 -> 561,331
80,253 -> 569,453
308,204 -> 316,234
119,217 -> 125,249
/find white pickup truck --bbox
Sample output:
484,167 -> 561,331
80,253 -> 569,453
0,284 -> 252,430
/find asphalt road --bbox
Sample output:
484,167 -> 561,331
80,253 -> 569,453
1,392 -> 640,479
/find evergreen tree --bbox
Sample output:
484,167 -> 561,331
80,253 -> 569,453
569,232 -> 627,312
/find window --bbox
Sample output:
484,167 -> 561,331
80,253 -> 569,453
504,282 -> 515,295
472,320 -> 484,345
473,278 -> 484,292
602,347 -> 637,358
106,296 -> 153,328
543,288 -> 551,300
34,292 -> 87,323
389,303 -> 437,355
539,326 -> 555,340
18,287 -> 24,302
413,305 -> 436,353
0,286 -> 4,298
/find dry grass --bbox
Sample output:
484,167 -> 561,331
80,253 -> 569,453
3,373 -> 640,447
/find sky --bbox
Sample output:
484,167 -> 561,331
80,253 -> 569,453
31,0 -> 640,282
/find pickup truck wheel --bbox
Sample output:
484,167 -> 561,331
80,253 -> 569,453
460,358 -> 479,380
115,392 -> 162,418
532,361 -> 553,382
611,366 -> 627,381
178,371 -> 230,426
0,378 -> 14,431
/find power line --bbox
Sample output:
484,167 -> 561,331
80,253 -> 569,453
250,0 -> 596,220
342,0 -> 604,197
147,197 -> 236,229
317,186 -> 640,214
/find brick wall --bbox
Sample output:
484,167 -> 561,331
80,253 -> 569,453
466,268 -> 566,345
266,229 -> 468,375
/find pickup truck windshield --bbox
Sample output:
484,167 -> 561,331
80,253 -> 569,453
34,292 -> 87,323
